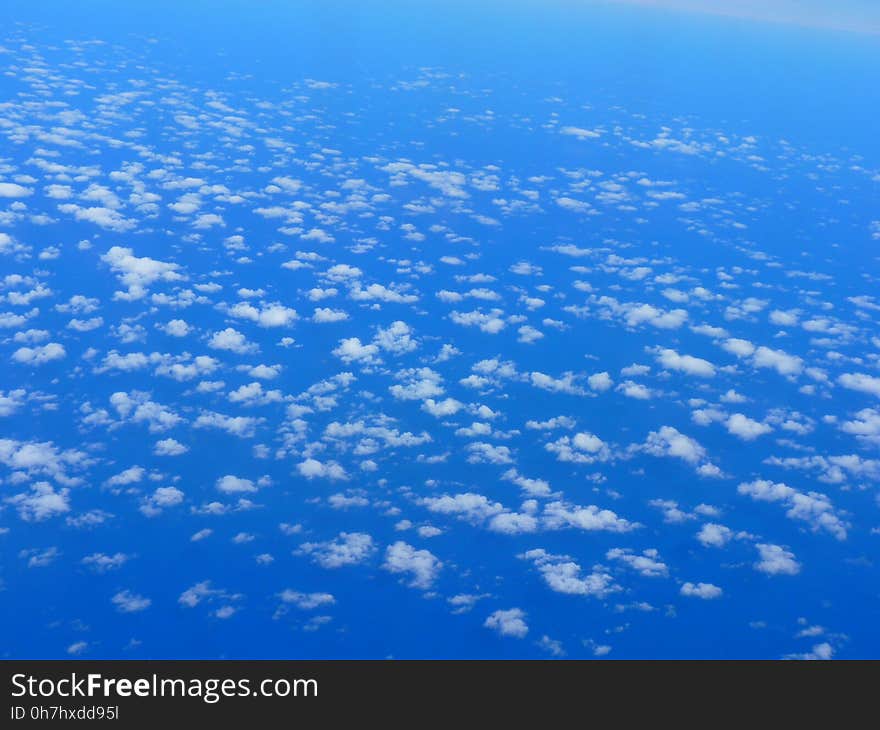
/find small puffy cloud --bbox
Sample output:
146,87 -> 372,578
374,321 -> 417,353
652,347 -> 715,378
140,486 -> 184,517
112,590 -> 151,613
449,309 -> 506,334
838,373 -> 880,397
588,371 -> 613,392
754,543 -> 800,576
208,328 -> 256,354
194,411 -> 261,438
111,391 -> 182,433
298,532 -> 375,568
721,338 -> 756,358
738,479 -> 847,540
517,325 -> 544,344
696,523 -> 733,548
229,302 -> 298,328
751,346 -> 803,377
784,643 -> 835,661
484,608 -> 529,638
390,367 -> 445,401
546,432 -> 611,464
163,319 -> 191,337
466,442 -> 513,465
349,282 -> 418,304
154,438 -> 188,456
530,371 -> 584,395
542,502 -> 636,533
297,458 -> 348,481
606,547 -> 668,577
521,548 -> 619,597
216,475 -> 258,494
6,482 -> 70,521
278,590 -> 336,610
0,439 -> 90,483
382,541 -> 442,589
680,582 -> 723,599
228,381 -> 283,406
60,205 -> 135,232
769,309 -> 799,326
0,182 -> 33,197
420,492 -> 505,523
840,408 -> 880,446
101,246 -> 183,300
421,397 -> 464,417
639,427 -> 723,479
313,307 -> 349,323
12,342 -> 66,365
725,413 -> 772,441
332,337 -> 379,364
617,380 -> 653,400
248,364 -> 281,380
621,303 -> 688,330
0,388 -> 27,418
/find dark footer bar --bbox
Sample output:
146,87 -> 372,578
1,660 -> 870,724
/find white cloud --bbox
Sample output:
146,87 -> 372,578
383,541 -> 442,589
752,346 -> 803,377
208,328 -> 256,354
653,347 -> 715,377
421,397 -> 464,417
606,547 -> 668,577
6,482 -> 70,521
520,548 -> 618,597
297,458 -> 348,481
696,523 -> 733,548
12,342 -> 66,365
229,302 -> 298,328
154,438 -> 188,456
163,319 -> 191,337
641,426 -> 715,473
332,337 -> 379,364
298,532 -> 375,568
374,320 -> 417,353
278,590 -> 335,610
546,432 -> 611,464
111,391 -> 181,433
680,582 -> 723,599
838,373 -> 880,397
530,371 -> 584,395
738,479 -> 847,540
111,590 -> 151,613
725,413 -> 772,441
754,543 -> 801,575
0,182 -> 33,198
193,411 -> 261,438
216,475 -> 258,494
484,608 -> 529,638
313,307 -> 349,323
420,492 -> 505,523
101,246 -> 183,299
542,501 -> 636,533
588,371 -> 613,391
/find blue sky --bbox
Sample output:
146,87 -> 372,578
0,1 -> 878,659
601,0 -> 880,34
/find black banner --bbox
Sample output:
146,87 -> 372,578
0,660 -> 870,724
